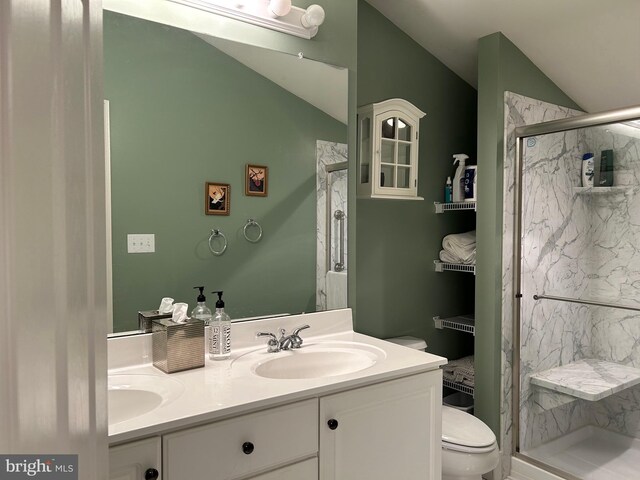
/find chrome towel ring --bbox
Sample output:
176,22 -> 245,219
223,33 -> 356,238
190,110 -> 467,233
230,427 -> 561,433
208,229 -> 227,255
243,219 -> 263,243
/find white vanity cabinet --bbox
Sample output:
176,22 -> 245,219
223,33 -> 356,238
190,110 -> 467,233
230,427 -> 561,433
320,372 -> 442,480
110,372 -> 441,480
109,437 -> 161,480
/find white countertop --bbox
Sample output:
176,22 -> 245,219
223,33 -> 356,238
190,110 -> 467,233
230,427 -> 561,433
108,309 -> 447,445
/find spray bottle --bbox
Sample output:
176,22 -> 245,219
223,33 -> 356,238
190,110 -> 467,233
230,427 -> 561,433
452,154 -> 469,202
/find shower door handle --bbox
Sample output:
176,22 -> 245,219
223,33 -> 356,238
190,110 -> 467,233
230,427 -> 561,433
334,210 -> 345,272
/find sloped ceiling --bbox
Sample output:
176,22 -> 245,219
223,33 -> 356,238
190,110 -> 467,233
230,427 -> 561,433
197,34 -> 348,124
365,0 -> 640,113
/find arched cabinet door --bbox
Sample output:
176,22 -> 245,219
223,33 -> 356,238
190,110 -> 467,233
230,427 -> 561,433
357,98 -> 426,200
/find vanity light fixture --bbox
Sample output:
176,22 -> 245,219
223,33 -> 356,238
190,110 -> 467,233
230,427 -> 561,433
170,0 -> 326,39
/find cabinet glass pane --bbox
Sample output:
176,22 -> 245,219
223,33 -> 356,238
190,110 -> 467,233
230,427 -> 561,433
397,166 -> 411,189
397,118 -> 412,141
381,140 -> 395,164
380,164 -> 395,188
398,143 -> 411,165
360,117 -> 370,184
381,117 -> 396,139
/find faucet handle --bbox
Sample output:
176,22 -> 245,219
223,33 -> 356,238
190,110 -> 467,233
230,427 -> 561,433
290,324 -> 310,348
256,332 -> 280,353
292,324 -> 310,336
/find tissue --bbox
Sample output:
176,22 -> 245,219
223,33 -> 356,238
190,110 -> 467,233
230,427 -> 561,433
172,303 -> 189,323
159,297 -> 174,314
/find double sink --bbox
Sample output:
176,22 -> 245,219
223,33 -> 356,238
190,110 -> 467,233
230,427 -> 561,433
108,341 -> 386,426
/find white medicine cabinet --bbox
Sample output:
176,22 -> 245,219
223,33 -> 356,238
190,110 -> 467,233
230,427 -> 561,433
357,98 -> 426,199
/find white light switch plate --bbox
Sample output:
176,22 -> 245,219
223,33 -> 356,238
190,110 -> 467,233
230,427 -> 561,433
127,234 -> 155,253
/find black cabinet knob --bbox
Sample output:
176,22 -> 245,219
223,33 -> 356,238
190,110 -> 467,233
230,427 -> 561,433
327,419 -> 339,430
242,441 -> 255,454
144,468 -> 159,480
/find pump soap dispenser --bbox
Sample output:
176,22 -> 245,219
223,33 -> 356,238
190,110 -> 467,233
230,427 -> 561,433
191,286 -> 212,324
210,291 -> 231,360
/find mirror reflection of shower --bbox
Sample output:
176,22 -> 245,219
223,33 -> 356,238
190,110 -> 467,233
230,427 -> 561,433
316,140 -> 348,311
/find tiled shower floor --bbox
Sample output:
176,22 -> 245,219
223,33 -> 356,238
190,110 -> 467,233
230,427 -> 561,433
522,426 -> 640,480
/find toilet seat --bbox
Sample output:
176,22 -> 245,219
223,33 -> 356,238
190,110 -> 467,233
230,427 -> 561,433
441,405 -> 496,452
442,439 -> 497,454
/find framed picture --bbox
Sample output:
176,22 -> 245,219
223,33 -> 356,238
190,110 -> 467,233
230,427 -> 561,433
245,164 -> 268,197
205,182 -> 230,215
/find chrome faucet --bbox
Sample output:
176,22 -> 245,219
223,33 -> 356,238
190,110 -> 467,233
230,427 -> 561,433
256,325 -> 310,353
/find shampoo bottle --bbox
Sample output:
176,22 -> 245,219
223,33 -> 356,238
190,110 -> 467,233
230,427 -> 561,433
210,291 -> 231,360
582,153 -> 594,187
452,154 -> 468,202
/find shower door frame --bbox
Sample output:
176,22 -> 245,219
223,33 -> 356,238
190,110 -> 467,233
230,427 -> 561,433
511,104 -> 640,479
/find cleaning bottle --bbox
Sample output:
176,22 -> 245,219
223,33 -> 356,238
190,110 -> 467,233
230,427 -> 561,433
210,291 -> 231,360
444,176 -> 453,203
191,286 -> 212,324
452,154 -> 469,202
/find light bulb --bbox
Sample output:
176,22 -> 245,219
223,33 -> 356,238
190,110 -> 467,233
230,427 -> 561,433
268,0 -> 292,17
301,4 -> 325,29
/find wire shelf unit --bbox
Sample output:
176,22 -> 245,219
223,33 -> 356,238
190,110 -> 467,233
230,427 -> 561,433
442,378 -> 474,398
433,315 -> 475,335
434,201 -> 477,213
434,261 -> 476,274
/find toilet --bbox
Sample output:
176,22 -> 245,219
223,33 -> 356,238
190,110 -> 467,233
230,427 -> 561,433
386,337 -> 499,480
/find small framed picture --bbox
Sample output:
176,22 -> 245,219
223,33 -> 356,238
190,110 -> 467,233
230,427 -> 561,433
245,164 -> 268,197
205,182 -> 230,216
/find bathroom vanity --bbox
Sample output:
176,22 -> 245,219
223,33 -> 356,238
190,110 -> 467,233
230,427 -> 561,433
107,309 -> 446,479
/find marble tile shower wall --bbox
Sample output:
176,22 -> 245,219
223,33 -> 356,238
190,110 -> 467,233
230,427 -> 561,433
585,128 -> 640,438
502,94 -> 640,474
500,92 -> 584,477
316,140 -> 348,310
519,127 -> 594,450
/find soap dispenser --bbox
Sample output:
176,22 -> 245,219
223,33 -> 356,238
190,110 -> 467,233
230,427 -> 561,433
452,153 -> 469,202
210,291 -> 231,360
191,286 -> 212,324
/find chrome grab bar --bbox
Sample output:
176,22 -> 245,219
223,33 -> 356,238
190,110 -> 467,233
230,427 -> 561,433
334,210 -> 345,272
533,294 -> 640,313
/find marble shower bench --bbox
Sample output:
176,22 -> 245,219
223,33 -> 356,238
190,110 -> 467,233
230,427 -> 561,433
529,359 -> 640,412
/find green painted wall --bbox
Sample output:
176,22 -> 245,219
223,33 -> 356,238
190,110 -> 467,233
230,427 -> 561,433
475,32 -> 581,438
105,12 -> 346,331
355,2 -> 477,360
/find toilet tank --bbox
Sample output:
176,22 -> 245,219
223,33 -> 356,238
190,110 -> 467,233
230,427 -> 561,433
385,336 -> 427,351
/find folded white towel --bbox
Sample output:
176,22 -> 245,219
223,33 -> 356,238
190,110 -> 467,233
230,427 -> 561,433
441,230 -> 476,264
439,249 -> 476,265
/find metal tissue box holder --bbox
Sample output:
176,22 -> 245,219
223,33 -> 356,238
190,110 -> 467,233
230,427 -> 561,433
138,309 -> 172,333
152,318 -> 205,373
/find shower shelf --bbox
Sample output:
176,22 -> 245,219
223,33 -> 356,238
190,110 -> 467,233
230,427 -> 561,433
433,315 -> 475,335
530,358 -> 640,401
442,378 -> 474,398
573,186 -> 634,194
434,261 -> 476,274
434,201 -> 476,213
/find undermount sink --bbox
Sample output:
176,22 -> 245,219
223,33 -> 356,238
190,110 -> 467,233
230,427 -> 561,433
108,374 -> 185,425
248,342 -> 386,380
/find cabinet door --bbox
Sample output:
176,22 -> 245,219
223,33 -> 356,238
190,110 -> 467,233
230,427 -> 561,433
320,372 -> 441,480
248,458 -> 317,480
109,437 -> 162,480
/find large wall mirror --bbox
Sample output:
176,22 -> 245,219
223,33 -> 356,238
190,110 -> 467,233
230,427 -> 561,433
104,8 -> 349,333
